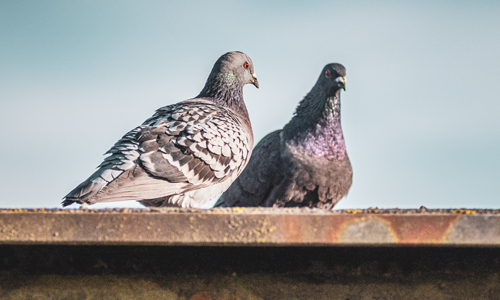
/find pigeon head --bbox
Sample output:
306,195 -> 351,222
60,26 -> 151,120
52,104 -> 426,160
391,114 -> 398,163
219,51 -> 259,88
318,63 -> 346,96
198,51 -> 258,106
216,51 -> 259,89
285,63 -> 347,136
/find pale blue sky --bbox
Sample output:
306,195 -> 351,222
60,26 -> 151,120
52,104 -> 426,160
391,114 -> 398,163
0,1 -> 499,209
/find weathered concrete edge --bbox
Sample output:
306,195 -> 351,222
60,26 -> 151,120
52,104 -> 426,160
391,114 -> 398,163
1,209 -> 500,246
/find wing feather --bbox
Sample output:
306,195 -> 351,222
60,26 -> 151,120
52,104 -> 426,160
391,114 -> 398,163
63,99 -> 253,207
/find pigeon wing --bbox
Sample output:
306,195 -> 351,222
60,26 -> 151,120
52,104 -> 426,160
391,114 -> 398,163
63,99 -> 251,205
216,130 -> 283,207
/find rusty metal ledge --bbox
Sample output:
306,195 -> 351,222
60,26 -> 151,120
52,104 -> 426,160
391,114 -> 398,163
1,208 -> 500,246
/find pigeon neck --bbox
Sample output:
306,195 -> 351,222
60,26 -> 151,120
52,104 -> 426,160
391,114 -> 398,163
197,73 -> 249,116
284,88 -> 346,160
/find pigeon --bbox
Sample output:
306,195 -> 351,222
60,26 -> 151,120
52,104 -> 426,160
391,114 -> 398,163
215,63 -> 351,209
63,51 -> 259,208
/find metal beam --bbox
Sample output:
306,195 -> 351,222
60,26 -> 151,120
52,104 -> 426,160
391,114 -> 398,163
1,208 -> 499,246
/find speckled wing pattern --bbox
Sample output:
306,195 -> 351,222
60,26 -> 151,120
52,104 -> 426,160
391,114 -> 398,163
215,130 -> 283,207
63,99 -> 252,206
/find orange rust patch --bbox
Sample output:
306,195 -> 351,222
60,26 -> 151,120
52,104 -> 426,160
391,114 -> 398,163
279,215 -> 348,244
281,217 -> 303,243
323,215 -> 353,243
381,215 -> 459,244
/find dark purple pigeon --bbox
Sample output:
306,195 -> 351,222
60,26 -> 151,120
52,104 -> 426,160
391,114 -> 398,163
215,63 -> 352,209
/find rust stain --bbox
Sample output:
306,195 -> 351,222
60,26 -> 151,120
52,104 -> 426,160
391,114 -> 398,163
323,215 -> 349,243
381,215 -> 459,244
281,217 -> 303,243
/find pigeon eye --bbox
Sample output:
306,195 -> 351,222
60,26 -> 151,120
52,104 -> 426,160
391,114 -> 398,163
243,62 -> 249,69
325,70 -> 331,78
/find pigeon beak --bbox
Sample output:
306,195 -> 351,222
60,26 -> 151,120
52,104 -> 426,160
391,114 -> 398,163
251,72 -> 259,89
336,77 -> 346,91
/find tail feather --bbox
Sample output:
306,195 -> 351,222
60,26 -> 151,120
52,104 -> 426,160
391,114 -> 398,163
61,198 -> 77,207
62,169 -> 119,206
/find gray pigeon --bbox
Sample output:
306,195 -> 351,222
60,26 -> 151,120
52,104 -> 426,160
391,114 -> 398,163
215,63 -> 351,209
63,51 -> 259,208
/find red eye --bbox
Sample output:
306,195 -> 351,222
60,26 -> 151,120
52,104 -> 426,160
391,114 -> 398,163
325,70 -> 331,78
243,62 -> 249,69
